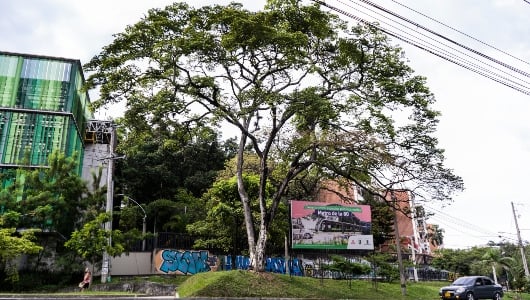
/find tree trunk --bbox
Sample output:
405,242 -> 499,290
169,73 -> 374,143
236,121 -> 258,270
254,224 -> 268,272
392,194 -> 407,296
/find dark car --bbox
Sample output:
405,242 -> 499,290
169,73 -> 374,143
439,276 -> 503,300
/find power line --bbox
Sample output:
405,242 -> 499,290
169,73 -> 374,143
423,204 -> 500,238
312,0 -> 530,96
422,204 -> 527,247
389,0 -> 530,67
352,0 -> 530,78
335,0 -> 530,91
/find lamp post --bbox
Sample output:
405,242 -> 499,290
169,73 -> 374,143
117,194 -> 147,251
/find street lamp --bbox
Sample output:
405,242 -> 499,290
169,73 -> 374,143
116,194 -> 147,251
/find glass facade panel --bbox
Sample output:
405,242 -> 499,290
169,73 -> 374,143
20,58 -> 71,81
0,52 -> 93,175
0,55 -> 21,107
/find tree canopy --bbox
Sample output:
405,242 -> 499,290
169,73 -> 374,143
84,1 -> 463,270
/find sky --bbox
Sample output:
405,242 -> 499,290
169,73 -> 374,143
1,0 -> 529,250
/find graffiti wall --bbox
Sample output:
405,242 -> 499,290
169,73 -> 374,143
155,249 -> 219,275
153,249 -> 449,281
221,255 -> 370,279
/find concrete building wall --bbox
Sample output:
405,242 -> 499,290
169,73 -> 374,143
109,252 -> 153,276
316,180 -> 362,203
82,143 -> 111,189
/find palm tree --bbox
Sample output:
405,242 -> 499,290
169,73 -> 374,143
482,248 -> 515,284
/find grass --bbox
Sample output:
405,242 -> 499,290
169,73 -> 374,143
2,272 -> 530,299
177,270 -> 530,300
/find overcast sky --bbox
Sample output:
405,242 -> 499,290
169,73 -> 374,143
1,0 -> 529,250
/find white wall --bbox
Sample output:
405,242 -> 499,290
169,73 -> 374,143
109,252 -> 153,276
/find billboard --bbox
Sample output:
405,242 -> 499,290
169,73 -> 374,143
290,200 -> 374,250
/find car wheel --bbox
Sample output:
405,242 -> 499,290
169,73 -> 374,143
466,292 -> 474,300
493,292 -> 502,300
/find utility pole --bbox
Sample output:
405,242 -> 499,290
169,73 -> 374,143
101,125 -> 117,283
409,191 -> 419,282
511,201 -> 530,277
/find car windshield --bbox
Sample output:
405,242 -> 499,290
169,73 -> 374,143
452,277 -> 474,286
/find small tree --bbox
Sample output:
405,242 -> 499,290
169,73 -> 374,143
481,248 -> 515,284
371,252 -> 399,283
65,168 -> 126,271
323,255 -> 371,287
0,225 -> 42,284
65,213 -> 124,270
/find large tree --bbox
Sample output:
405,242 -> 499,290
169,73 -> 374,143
115,124 -> 235,201
84,1 -> 463,270
111,119 -> 236,235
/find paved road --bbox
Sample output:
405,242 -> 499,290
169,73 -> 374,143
0,295 -> 177,300
0,297 -> 177,300
0,294 -> 302,300
0,296 -> 306,300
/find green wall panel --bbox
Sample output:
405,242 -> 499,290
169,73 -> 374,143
0,53 -> 93,175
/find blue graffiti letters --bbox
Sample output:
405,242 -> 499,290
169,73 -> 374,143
159,250 -> 212,275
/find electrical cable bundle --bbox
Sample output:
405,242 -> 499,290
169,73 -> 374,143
312,0 -> 530,96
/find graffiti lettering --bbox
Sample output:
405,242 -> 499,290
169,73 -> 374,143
157,250 -> 212,275
154,251 -> 448,281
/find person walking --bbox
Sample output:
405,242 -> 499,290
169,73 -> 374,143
79,267 -> 92,292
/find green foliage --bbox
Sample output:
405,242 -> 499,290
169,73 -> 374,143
143,195 -> 198,235
0,226 -> 42,284
65,213 -> 124,267
359,194 -> 394,248
0,150 -> 90,279
370,252 -> 399,283
187,174 -> 287,255
110,121 -> 234,236
115,126 -> 232,202
154,189 -> 202,233
431,243 -> 530,292
478,247 -> 515,278
323,255 -> 371,279
431,247 -> 481,275
0,151 -> 86,236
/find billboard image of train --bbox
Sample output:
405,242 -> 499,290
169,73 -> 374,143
290,200 -> 374,250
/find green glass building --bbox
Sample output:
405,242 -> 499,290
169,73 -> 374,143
0,51 -> 93,175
